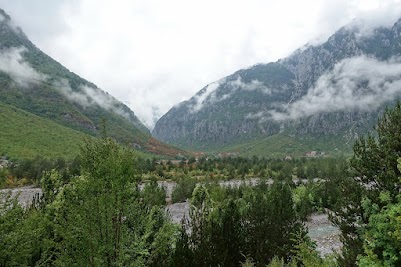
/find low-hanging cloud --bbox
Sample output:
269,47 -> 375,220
189,76 -> 271,113
190,79 -> 225,113
53,79 -> 89,107
0,46 -> 136,123
268,55 -> 401,121
0,46 -> 47,87
228,76 -> 271,94
54,79 -> 132,120
81,85 -> 133,120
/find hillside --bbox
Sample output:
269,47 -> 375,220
218,133 -> 351,158
0,102 -> 89,158
153,18 -> 401,156
0,8 -> 185,158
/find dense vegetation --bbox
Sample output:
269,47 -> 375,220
0,102 -> 89,159
1,103 -> 401,266
330,103 -> 401,266
0,137 -> 336,266
1,138 -> 176,266
173,182 -> 310,266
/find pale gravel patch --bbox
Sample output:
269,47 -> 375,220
0,185 -> 42,207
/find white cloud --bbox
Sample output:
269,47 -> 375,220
53,79 -> 132,120
229,77 -> 271,94
0,45 -> 142,124
53,79 -> 89,107
190,79 -> 224,113
268,55 -> 401,121
187,76 -> 272,113
0,46 -> 47,87
1,0 -> 401,128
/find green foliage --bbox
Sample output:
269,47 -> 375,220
3,155 -> 81,187
171,176 -> 196,203
351,103 -> 401,200
293,184 -> 322,220
175,181 -> 308,267
141,179 -> 166,207
241,258 -> 256,267
264,241 -> 338,267
290,240 -> 337,267
357,198 -> 401,266
0,167 -> 8,187
0,102 -> 88,158
0,190 -> 52,266
398,158 -> 401,173
53,138 -> 140,265
243,182 -> 308,265
0,126 -> 358,267
40,169 -> 63,204
356,161 -> 401,266
175,185 -> 244,266
0,137 -> 178,266
331,102 -> 401,266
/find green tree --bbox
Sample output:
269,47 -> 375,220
332,103 -> 401,266
52,137 -> 176,266
171,176 -> 196,203
243,182 -> 307,265
358,198 -> 401,266
177,185 -> 246,266
357,159 -> 401,266
141,179 -> 166,207
0,190 -> 53,266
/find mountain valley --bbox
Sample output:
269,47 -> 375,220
153,18 -> 401,156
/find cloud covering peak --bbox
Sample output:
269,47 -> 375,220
268,55 -> 401,121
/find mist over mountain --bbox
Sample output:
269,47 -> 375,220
0,8 -> 183,157
153,17 -> 401,155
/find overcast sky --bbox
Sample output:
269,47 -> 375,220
1,0 -> 401,129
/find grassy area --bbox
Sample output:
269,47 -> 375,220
0,102 -> 89,159
0,102 -> 179,160
218,133 -> 353,157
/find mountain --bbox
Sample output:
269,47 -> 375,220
0,9 -> 184,158
153,18 -> 401,156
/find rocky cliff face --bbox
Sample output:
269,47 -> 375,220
153,18 -> 401,151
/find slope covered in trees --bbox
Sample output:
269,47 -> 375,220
330,103 -> 401,266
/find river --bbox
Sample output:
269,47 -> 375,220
1,183 -> 341,257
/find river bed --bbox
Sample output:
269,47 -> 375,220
2,185 -> 342,257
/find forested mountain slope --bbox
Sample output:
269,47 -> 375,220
0,8 -> 184,157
